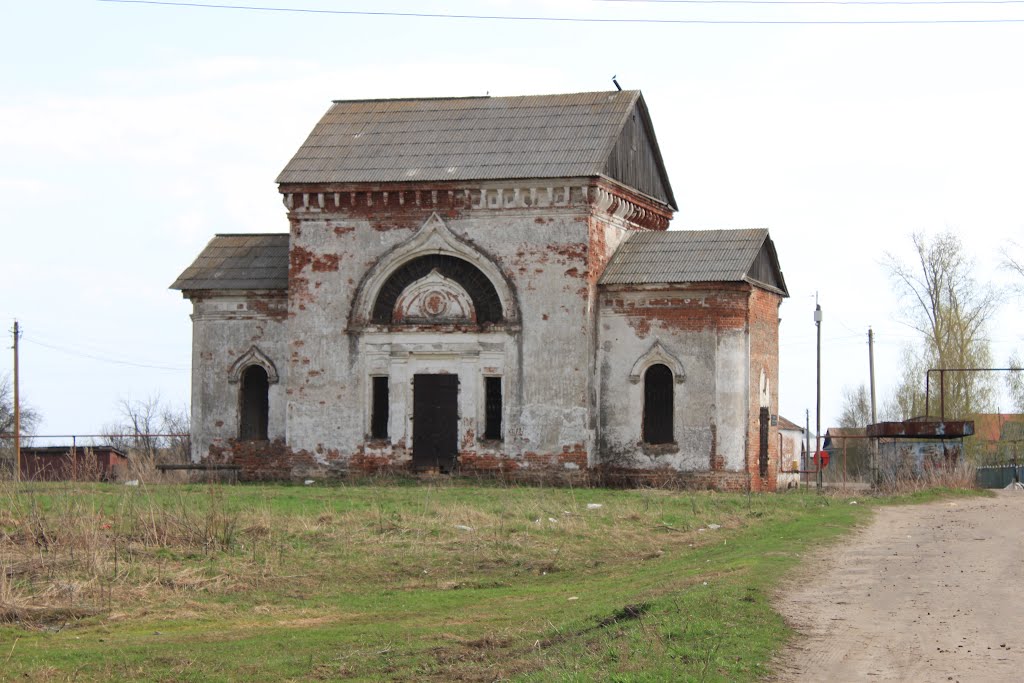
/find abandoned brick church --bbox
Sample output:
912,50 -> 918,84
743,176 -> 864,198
172,90 -> 789,490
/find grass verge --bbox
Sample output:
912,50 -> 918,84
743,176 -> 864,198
0,480 -> 977,681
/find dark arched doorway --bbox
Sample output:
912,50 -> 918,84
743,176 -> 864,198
239,365 -> 269,440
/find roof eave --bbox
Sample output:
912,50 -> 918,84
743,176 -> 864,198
742,276 -> 789,297
595,174 -> 675,216
175,287 -> 288,298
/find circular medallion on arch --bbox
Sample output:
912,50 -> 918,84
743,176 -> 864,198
372,255 -> 505,325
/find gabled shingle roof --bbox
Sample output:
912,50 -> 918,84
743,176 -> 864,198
170,234 -> 289,291
599,229 -> 788,295
276,90 -> 676,208
777,416 -> 805,432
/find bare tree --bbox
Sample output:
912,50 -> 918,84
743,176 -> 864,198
1002,242 -> 1024,289
1005,352 -> 1024,413
882,347 -> 929,421
0,373 -> 40,437
838,384 -> 872,428
0,373 -> 41,475
833,384 -> 872,478
885,231 -> 998,419
1001,246 -> 1024,412
101,395 -> 190,465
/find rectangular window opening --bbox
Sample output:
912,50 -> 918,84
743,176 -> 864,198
484,376 -> 503,441
759,407 -> 770,477
371,376 -> 389,440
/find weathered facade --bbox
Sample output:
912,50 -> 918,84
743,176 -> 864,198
172,90 -> 788,490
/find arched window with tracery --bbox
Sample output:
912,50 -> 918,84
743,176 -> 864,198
239,365 -> 269,441
371,255 -> 504,325
643,363 -> 674,444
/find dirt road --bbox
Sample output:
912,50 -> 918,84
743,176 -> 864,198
774,490 -> 1024,682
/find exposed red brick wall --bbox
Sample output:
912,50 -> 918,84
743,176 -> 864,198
746,287 -> 784,492
207,439 -> 315,481
601,284 -> 750,338
208,439 -> 756,491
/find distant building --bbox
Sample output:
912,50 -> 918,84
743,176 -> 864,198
173,90 -> 789,490
971,414 -> 1024,461
777,415 -> 806,488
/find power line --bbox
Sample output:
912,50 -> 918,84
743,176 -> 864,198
23,336 -> 188,372
600,0 -> 1024,5
96,0 -> 1024,24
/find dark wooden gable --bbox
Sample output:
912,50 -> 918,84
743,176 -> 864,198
745,237 -> 788,296
602,95 -> 677,210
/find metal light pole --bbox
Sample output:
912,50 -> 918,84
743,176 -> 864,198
815,302 -> 822,492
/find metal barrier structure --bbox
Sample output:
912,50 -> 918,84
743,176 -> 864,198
976,465 -> 1024,489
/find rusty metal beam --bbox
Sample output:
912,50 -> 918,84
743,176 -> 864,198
866,420 -> 974,439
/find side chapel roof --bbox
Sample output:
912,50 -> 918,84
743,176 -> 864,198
599,228 -> 789,296
170,234 -> 289,291
276,90 -> 677,210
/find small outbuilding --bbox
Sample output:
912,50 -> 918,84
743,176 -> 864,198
19,446 -> 129,481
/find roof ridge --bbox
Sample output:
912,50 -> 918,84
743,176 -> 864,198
329,90 -> 635,105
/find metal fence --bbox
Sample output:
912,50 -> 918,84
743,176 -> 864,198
975,465 -> 1024,489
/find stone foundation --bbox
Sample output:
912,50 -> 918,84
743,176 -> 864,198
206,441 -> 755,491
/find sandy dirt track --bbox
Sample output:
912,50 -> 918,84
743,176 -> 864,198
773,490 -> 1024,682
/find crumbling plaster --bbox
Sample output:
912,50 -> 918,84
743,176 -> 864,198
280,182 -> 604,468
596,286 -> 751,472
188,292 -> 289,460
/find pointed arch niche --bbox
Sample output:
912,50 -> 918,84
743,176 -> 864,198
628,341 -> 686,385
350,213 -> 519,328
228,346 -> 278,442
228,346 -> 279,385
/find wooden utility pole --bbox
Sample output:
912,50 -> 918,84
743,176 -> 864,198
868,327 -> 878,486
12,320 -> 20,482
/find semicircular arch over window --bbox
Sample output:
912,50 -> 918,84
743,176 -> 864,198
372,255 -> 503,324
350,213 -> 519,328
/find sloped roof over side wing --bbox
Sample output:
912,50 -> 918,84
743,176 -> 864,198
170,234 -> 289,291
599,228 -> 788,295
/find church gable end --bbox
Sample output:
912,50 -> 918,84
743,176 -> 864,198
602,95 -> 676,210
745,238 -> 788,296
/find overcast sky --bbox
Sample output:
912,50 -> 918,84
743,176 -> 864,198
2,0 -> 1024,439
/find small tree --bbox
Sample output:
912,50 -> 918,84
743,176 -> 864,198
884,231 -> 997,420
0,373 -> 41,476
839,384 -> 872,429
100,396 -> 190,471
833,384 -> 872,479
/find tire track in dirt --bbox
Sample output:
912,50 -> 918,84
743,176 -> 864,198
773,490 -> 1024,682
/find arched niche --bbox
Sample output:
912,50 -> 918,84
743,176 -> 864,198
351,213 -> 518,328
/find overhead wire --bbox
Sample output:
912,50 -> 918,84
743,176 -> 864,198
96,0 -> 1024,24
22,336 -> 188,372
599,0 -> 1024,5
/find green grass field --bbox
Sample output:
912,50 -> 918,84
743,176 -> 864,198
0,480 -> 976,682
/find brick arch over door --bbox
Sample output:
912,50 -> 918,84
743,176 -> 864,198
350,212 -> 519,328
